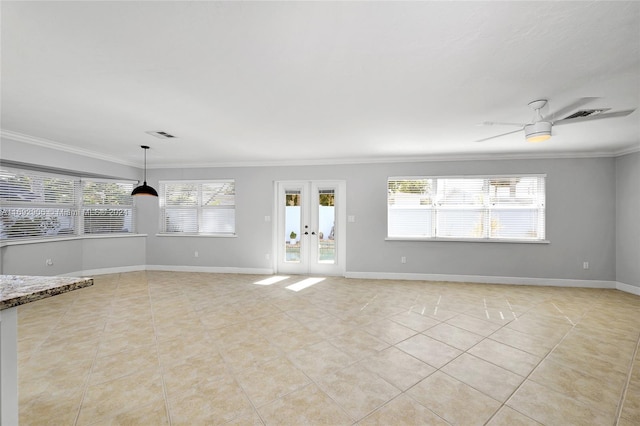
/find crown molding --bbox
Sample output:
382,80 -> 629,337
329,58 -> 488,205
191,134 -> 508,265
148,149 -> 632,169
2,128 -> 636,169
0,129 -> 140,168
613,144 -> 640,156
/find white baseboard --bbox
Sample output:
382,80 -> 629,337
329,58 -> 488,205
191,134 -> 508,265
61,265 -> 146,277
146,265 -> 273,275
60,266 -> 640,296
616,281 -> 640,296
345,271 -> 617,289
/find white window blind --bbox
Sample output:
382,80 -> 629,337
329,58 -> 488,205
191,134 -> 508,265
1,167 -> 138,241
0,168 -> 78,240
82,179 -> 135,234
388,175 -> 545,241
160,180 -> 235,235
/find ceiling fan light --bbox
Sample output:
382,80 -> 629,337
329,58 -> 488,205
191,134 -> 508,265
525,121 -> 552,143
527,134 -> 551,143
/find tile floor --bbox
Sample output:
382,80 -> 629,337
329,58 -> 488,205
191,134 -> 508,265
17,271 -> 640,425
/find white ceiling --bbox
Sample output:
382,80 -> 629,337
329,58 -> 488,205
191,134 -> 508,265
1,1 -> 639,168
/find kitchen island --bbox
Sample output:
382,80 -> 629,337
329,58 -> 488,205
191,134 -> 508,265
0,275 -> 93,425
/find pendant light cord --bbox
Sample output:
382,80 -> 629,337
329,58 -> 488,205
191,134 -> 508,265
144,147 -> 147,183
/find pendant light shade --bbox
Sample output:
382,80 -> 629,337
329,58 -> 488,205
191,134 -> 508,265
131,145 -> 158,197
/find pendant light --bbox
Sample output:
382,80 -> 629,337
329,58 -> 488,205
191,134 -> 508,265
131,145 -> 158,197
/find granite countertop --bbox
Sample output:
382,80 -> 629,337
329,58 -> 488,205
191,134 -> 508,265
0,275 -> 94,310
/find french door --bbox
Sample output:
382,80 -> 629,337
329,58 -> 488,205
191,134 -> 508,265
275,180 -> 346,276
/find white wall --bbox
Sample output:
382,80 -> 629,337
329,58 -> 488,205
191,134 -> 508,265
0,135 -> 627,286
142,157 -> 617,283
0,237 -> 146,276
616,151 -> 640,289
1,136 -> 145,276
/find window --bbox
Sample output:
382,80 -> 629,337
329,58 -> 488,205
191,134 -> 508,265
160,180 -> 235,235
82,179 -> 135,234
0,167 -> 136,241
388,175 -> 546,241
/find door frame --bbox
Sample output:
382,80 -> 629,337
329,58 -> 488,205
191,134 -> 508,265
273,180 -> 346,276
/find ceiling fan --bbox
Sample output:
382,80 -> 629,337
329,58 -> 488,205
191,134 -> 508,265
476,98 -> 636,143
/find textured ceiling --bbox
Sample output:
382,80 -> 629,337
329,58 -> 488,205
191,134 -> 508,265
1,1 -> 639,167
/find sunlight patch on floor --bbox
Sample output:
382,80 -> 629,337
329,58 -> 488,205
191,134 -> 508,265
253,276 -> 290,285
286,277 -> 325,292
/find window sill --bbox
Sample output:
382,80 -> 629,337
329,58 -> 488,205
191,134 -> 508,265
385,237 -> 550,244
155,233 -> 237,238
0,234 -> 147,247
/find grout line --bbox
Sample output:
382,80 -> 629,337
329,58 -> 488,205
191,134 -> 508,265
146,271 -> 174,426
73,273 -> 119,426
615,332 -> 640,425
480,300 -> 580,425
19,273 -> 639,425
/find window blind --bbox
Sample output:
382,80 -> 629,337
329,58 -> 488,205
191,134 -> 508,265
160,180 -> 235,235
82,179 -> 135,234
388,175 -> 545,241
0,168 -> 78,239
1,168 -> 138,241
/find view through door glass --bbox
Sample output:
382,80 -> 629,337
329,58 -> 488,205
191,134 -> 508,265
316,188 -> 335,264
285,189 -> 302,263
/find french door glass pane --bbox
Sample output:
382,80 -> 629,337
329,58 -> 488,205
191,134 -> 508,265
285,189 -> 301,262
317,189 -> 336,263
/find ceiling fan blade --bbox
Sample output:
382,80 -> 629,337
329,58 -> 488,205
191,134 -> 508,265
475,128 -> 523,142
543,97 -> 600,121
480,121 -> 526,127
553,109 -> 636,126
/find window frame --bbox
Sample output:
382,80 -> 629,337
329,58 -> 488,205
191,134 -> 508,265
158,179 -> 236,237
387,174 -> 548,243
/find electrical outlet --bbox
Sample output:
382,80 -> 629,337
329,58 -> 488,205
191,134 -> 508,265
45,258 -> 53,266
194,251 -> 199,258
583,261 -> 589,270
401,256 -> 407,264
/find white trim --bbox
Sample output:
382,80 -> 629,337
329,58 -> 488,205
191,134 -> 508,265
158,178 -> 235,184
614,144 -> 640,157
616,281 -> 640,296
61,264 -> 274,277
155,233 -> 237,238
385,237 -> 550,244
1,129 -> 139,168
61,264 -> 146,277
81,177 -> 137,185
148,150 -> 639,168
390,173 -> 546,180
0,234 -> 147,247
38,268 -> 640,296
345,271 -> 616,289
146,265 -> 273,275
4,129 -> 638,169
